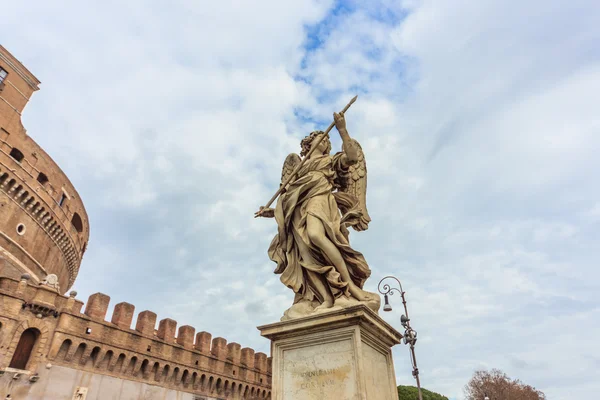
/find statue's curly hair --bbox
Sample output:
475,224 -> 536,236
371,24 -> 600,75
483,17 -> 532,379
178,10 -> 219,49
300,130 -> 331,157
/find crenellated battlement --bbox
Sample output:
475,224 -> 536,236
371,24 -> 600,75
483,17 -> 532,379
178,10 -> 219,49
0,278 -> 271,399
71,291 -> 271,372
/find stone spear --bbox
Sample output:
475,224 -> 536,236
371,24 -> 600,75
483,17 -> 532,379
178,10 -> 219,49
255,95 -> 358,217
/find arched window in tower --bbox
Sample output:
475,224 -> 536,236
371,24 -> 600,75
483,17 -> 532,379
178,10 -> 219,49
0,67 -> 7,83
71,212 -> 83,233
9,328 -> 40,370
37,172 -> 49,186
9,148 -> 24,163
0,68 -> 8,92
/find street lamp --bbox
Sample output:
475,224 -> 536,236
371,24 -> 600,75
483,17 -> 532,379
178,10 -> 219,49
378,276 -> 423,400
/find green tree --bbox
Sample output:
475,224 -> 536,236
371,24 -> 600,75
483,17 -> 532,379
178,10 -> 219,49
397,385 -> 449,400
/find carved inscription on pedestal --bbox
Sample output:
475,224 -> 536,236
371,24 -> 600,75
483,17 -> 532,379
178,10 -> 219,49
282,338 -> 356,400
297,368 -> 339,390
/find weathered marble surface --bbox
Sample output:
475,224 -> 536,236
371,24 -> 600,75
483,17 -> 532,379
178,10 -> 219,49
255,103 -> 381,320
259,304 -> 402,400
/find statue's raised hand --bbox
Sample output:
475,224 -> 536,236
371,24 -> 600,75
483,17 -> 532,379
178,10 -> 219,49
334,112 -> 346,131
254,206 -> 275,218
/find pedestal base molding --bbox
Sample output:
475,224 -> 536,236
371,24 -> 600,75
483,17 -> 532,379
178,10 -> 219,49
259,305 -> 402,400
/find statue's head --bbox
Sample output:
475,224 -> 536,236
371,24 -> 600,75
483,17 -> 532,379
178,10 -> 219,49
301,130 -> 331,157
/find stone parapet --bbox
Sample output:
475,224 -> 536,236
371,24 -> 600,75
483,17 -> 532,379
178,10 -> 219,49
0,277 -> 272,399
111,302 -> 135,329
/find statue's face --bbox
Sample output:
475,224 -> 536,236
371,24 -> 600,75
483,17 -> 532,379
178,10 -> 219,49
314,134 -> 330,155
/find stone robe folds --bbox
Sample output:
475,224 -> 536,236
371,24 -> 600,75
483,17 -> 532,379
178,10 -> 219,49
268,153 -> 371,305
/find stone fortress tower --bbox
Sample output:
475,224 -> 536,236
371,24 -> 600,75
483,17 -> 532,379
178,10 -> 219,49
0,45 -> 89,294
0,45 -> 271,399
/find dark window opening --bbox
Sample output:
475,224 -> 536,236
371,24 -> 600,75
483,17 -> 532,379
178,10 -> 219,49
87,346 -> 101,367
114,354 -> 126,372
73,343 -> 86,364
71,212 -> 83,233
147,345 -> 151,352
139,359 -> 149,377
57,339 -> 72,360
9,328 -> 40,370
85,327 -> 92,334
36,172 -> 49,185
161,365 -> 170,380
58,194 -> 67,207
9,148 -> 24,163
0,67 -> 7,84
127,357 -> 138,375
195,360 -> 199,366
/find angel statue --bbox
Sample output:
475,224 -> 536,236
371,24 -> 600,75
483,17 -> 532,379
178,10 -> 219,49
255,101 -> 380,320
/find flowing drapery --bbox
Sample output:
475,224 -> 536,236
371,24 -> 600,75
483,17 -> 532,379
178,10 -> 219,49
268,153 -> 371,304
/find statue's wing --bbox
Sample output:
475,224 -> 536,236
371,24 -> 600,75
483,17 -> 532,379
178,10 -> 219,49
338,139 -> 371,231
281,153 -> 301,189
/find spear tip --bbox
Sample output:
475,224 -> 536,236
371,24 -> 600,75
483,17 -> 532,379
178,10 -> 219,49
351,95 -> 358,103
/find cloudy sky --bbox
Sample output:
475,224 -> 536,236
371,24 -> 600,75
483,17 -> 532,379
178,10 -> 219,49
3,0 -> 600,398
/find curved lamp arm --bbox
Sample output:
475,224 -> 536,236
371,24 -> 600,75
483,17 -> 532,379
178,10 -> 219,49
377,275 -> 404,296
378,275 -> 410,321
377,275 -> 422,400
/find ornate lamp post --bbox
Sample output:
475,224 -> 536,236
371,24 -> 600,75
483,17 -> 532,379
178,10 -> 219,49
378,276 -> 423,400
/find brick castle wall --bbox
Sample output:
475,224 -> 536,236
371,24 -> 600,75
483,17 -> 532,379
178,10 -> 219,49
0,277 -> 271,399
0,45 -> 89,292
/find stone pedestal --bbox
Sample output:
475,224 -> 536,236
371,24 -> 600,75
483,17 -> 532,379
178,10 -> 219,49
258,305 -> 402,400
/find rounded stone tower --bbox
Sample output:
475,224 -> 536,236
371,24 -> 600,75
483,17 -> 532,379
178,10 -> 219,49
0,45 -> 89,293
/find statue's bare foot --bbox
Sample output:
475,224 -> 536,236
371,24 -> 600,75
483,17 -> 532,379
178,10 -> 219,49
349,284 -> 372,302
314,299 -> 334,312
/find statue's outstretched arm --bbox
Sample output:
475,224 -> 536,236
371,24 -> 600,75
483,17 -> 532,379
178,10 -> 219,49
255,206 -> 275,218
255,152 -> 301,218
